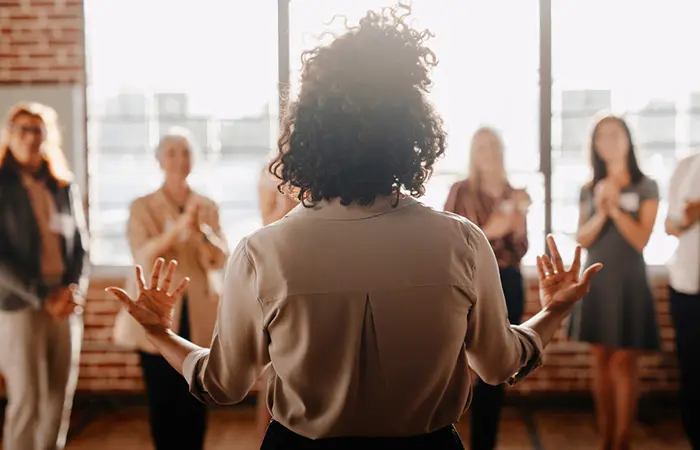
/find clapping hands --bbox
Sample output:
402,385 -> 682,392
594,179 -> 620,215
44,284 -> 83,320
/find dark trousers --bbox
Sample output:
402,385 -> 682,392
139,298 -> 208,450
470,267 -> 525,450
669,287 -> 700,450
261,420 -> 464,450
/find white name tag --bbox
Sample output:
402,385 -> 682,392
619,192 -> 640,212
49,213 -> 75,236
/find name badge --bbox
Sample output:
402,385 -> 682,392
619,193 -> 640,212
49,213 -> 76,236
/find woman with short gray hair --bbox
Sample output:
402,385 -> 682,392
112,130 -> 228,449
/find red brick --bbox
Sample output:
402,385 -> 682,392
0,0 -> 83,84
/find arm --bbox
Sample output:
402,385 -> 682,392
665,218 -> 682,237
609,200 -> 659,253
575,186 -> 607,248
181,239 -> 268,404
443,183 -> 460,214
128,200 -> 179,266
62,184 -> 91,298
195,203 -> 228,271
665,162 -> 684,238
465,229 -> 543,386
609,179 -> 660,253
511,195 -> 529,260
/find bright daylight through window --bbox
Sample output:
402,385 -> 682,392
85,0 -> 699,268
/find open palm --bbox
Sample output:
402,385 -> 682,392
536,235 -> 603,310
106,258 -> 189,330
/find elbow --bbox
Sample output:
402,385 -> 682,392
575,234 -> 590,249
471,356 -> 523,386
479,371 -> 512,387
199,378 -> 251,406
635,234 -> 653,254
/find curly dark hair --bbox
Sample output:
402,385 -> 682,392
270,3 -> 446,207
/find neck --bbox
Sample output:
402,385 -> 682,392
13,154 -> 43,173
606,162 -> 628,179
478,174 -> 505,192
162,178 -> 189,204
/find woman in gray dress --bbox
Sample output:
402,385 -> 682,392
570,114 -> 660,450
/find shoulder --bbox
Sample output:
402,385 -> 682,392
635,175 -> 658,194
416,201 -> 483,249
129,192 -> 158,213
671,152 -> 700,181
579,182 -> 594,200
449,178 -> 472,194
192,192 -> 219,210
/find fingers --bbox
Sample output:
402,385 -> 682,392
536,256 -> 546,281
105,287 -> 135,310
579,263 -> 603,286
136,265 -> 146,292
570,246 -> 582,279
60,300 -> 79,318
161,260 -> 178,293
541,254 -> 555,276
150,258 -> 164,290
546,234 -> 564,273
171,277 -> 190,297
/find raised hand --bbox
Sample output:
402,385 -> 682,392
106,258 -> 189,331
536,235 -> 603,311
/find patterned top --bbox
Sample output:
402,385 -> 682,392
444,179 -> 529,268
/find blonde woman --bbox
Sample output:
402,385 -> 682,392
115,131 -> 228,450
0,103 -> 89,450
444,126 -> 530,450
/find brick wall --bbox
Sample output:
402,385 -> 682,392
0,0 -> 84,84
81,275 -> 679,395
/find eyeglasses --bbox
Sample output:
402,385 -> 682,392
8,124 -> 45,137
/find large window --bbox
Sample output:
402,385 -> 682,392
85,0 -> 278,265
289,0 -> 544,263
84,0 -> 699,269
550,0 -> 700,264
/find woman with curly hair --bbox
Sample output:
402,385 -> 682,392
107,5 -> 601,449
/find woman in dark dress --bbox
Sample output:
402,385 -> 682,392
444,126 -> 531,450
569,115 -> 660,450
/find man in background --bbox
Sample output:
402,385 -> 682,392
665,150 -> 700,448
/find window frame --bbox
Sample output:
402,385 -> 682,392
87,0 -> 673,276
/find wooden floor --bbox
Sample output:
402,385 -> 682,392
61,404 -> 690,449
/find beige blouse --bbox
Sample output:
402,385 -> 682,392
125,188 -> 228,351
183,196 -> 542,438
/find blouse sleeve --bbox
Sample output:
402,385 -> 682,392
182,238 -> 269,404
638,177 -> 660,202
464,226 -> 543,385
